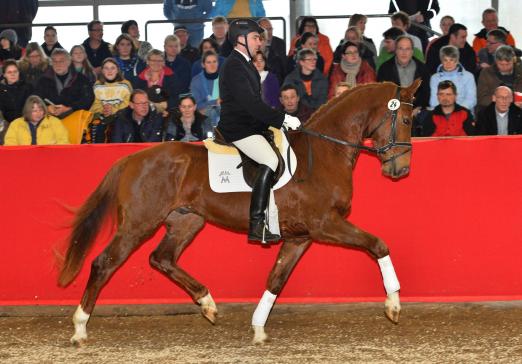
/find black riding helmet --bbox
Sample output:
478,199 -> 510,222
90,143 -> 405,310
228,18 -> 265,58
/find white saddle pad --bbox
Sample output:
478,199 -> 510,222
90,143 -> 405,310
206,132 -> 297,193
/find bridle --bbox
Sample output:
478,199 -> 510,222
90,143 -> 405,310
298,86 -> 414,165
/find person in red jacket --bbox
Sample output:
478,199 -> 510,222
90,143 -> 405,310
422,80 -> 475,137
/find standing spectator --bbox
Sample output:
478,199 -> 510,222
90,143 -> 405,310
41,26 -> 64,58
422,80 -> 475,137
328,41 -> 376,99
164,34 -> 191,96
210,16 -> 233,58
429,45 -> 476,112
348,14 -> 378,64
211,0 -> 265,18
163,0 -> 213,49
121,20 -> 152,62
334,26 -> 376,69
289,17 -> 334,76
4,95 -> 69,146
477,45 -> 522,110
426,23 -> 477,75
35,48 -> 95,119
0,60 -> 34,123
0,0 -> 38,48
175,25 -> 200,65
0,30 -> 23,64
164,93 -> 212,141
388,0 -> 440,52
476,86 -> 522,135
82,21 -> 113,72
473,8 -> 516,56
191,37 -> 225,77
18,42 -> 49,87
111,89 -> 164,143
283,48 -> 328,111
70,45 -> 97,85
278,84 -> 313,124
253,50 -> 280,108
190,50 -> 221,126
426,15 -> 454,55
113,33 -> 146,88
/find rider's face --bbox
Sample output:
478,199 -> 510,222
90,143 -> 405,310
246,32 -> 262,56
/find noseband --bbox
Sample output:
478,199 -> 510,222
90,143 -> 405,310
299,86 -> 414,165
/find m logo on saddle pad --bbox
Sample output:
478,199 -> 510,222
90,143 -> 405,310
203,128 -> 297,193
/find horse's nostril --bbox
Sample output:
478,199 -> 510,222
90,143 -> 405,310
398,167 -> 410,176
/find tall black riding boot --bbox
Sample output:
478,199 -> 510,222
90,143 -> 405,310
248,165 -> 281,243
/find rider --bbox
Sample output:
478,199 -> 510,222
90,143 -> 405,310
216,19 -> 301,243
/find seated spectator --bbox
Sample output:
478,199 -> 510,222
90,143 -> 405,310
278,84 -> 314,124
164,93 -> 212,141
0,60 -> 34,123
477,45 -> 522,111
191,37 -> 226,77
426,23 -> 477,75
383,12 -> 423,58
476,29 -> 520,70
426,15 -> 454,55
473,8 -> 516,56
41,26 -> 63,58
334,26 -> 376,70
121,20 -> 152,62
0,29 -> 22,64
476,86 -> 522,135
175,26 -> 200,65
4,95 -> 69,146
328,41 -> 376,99
210,16 -> 233,58
253,50 -> 280,108
211,0 -> 265,18
258,17 -> 287,80
348,14 -> 378,66
164,35 -> 191,96
18,42 -> 49,87
82,21 -> 113,72
422,80 -> 475,137
113,33 -> 145,88
111,89 -> 164,143
377,27 -> 424,71
283,48 -> 328,111
289,17 -> 334,75
70,45 -> 97,85
134,49 -> 180,115
90,58 -> 132,119
334,81 -> 351,97
35,48 -> 94,119
287,32 -> 325,76
190,50 -> 221,127
429,45 -> 476,112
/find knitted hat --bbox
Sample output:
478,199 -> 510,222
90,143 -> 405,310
0,29 -> 18,45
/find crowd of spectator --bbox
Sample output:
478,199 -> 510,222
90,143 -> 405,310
1,4 -> 522,145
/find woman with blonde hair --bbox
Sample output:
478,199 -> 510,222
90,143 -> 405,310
4,95 -> 69,145
70,45 -> 97,85
18,42 -> 49,87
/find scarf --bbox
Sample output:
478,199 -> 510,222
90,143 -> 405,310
259,70 -> 268,83
340,59 -> 361,88
54,71 -> 73,94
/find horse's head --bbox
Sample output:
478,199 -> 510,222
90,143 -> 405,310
367,79 -> 422,179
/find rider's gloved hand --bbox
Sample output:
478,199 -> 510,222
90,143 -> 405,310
283,114 -> 301,130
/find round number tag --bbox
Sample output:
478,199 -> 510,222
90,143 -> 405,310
387,99 -> 401,111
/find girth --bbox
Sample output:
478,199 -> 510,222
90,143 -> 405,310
213,128 -> 285,188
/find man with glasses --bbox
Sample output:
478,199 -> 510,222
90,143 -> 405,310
473,8 -> 516,56
476,86 -> 522,135
82,20 -> 113,72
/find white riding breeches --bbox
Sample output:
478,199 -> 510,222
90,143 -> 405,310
232,134 -> 279,172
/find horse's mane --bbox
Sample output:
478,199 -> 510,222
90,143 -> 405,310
305,81 -> 397,126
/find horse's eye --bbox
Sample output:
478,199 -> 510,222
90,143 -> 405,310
402,118 -> 411,126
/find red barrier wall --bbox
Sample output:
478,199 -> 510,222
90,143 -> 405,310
1,137 -> 521,306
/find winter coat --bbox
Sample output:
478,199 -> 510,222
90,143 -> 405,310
111,107 -> 164,143
81,38 -> 113,68
477,63 -> 522,109
289,32 -> 333,76
426,35 -> 477,75
4,115 -> 69,145
423,104 -> 475,136
429,64 -> 476,111
328,60 -> 376,99
283,67 -> 328,110
476,103 -> 522,135
211,0 -> 265,17
163,0 -> 213,35
473,26 -> 516,55
165,110 -> 212,141
134,66 -> 183,110
0,80 -> 33,122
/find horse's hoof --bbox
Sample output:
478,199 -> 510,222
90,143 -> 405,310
384,292 -> 401,324
252,325 -> 269,344
70,335 -> 87,347
201,306 -> 218,325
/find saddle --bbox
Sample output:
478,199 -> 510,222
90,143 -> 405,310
210,127 -> 286,188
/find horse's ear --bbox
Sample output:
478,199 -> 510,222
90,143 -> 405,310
406,78 -> 422,95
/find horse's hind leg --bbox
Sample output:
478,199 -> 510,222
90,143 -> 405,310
252,238 -> 312,344
310,214 -> 401,324
148,211 -> 217,323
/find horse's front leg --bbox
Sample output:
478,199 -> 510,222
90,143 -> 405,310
252,238 -> 311,344
310,214 -> 401,324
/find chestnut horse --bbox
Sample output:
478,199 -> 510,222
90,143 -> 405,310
58,80 -> 421,345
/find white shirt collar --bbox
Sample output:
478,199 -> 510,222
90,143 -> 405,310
234,48 -> 251,62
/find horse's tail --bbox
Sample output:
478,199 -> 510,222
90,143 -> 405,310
58,161 -> 123,287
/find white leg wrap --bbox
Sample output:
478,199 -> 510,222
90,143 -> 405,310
252,290 -> 277,327
378,255 -> 400,295
71,305 -> 90,343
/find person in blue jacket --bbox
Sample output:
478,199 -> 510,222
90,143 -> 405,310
211,0 -> 265,18
163,0 -> 213,48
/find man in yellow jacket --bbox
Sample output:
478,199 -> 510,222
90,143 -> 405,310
4,95 -> 69,145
